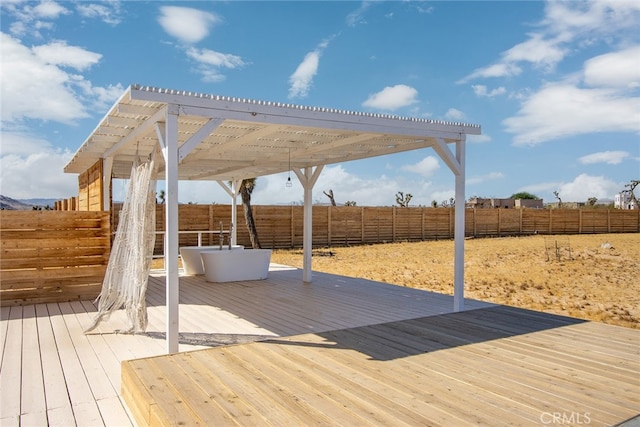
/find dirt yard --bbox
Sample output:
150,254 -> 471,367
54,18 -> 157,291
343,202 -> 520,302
270,233 -> 640,329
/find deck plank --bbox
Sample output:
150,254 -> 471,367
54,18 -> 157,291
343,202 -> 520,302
19,305 -> 47,420
0,306 -> 10,366
0,306 -> 22,420
35,304 -> 75,426
47,303 -> 103,426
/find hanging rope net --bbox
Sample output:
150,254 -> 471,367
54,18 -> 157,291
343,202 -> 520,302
84,150 -> 158,334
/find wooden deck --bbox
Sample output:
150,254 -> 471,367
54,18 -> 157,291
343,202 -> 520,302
0,264 -> 490,426
123,307 -> 640,427
2,265 -> 638,426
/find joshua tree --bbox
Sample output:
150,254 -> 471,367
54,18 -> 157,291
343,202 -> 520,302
395,191 -> 413,207
553,191 -> 562,208
323,189 -> 337,206
624,180 -> 639,209
239,178 -> 261,248
440,197 -> 455,208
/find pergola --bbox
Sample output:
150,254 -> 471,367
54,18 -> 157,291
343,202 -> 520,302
65,84 -> 481,353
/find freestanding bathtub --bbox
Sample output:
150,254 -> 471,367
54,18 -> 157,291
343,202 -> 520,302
201,249 -> 272,283
180,245 -> 244,275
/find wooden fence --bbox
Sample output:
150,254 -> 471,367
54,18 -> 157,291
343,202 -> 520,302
0,211 -> 110,306
111,204 -> 640,253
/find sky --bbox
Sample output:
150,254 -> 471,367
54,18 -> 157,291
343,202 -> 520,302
1,0 -> 639,207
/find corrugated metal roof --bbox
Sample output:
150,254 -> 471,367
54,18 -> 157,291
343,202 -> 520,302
64,84 -> 481,181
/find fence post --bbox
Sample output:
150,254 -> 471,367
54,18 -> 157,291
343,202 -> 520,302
519,208 -> 523,234
327,206 -> 332,246
579,209 -> 583,234
392,207 -> 396,242
449,208 -> 454,238
361,207 -> 365,243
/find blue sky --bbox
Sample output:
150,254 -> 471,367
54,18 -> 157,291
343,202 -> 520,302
1,0 -> 639,207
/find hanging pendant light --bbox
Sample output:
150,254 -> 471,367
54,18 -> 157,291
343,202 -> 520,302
286,148 -> 292,187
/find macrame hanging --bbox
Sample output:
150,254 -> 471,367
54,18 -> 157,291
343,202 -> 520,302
84,149 -> 158,334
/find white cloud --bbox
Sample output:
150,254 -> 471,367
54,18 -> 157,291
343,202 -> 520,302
557,173 -> 621,202
503,82 -> 640,146
186,47 -> 246,82
542,1 -> 640,37
445,108 -> 465,121
578,150 -> 629,165
76,2 -> 123,25
502,33 -> 568,72
158,6 -> 220,44
472,85 -> 506,98
466,172 -> 504,186
288,39 -> 332,99
1,33 -> 119,125
459,1 -> 640,84
520,174 -> 622,203
3,0 -> 71,36
32,40 -> 101,71
458,62 -> 522,83
0,132 -> 76,199
362,84 -> 418,111
174,165 -> 447,207
1,33 -> 89,123
583,46 -> 640,89
249,166 -> 403,206
346,2 -> 372,27
467,134 -> 492,144
186,48 -> 244,69
32,1 -> 69,19
401,156 -> 440,178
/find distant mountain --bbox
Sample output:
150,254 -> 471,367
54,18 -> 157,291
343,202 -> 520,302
0,195 -> 57,210
20,198 -> 58,208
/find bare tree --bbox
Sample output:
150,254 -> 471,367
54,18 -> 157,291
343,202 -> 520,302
323,189 -> 337,206
553,191 -> 562,208
395,191 -> 413,207
239,178 -> 261,248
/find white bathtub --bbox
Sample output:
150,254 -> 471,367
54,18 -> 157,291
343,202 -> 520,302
180,245 -> 244,275
201,249 -> 272,283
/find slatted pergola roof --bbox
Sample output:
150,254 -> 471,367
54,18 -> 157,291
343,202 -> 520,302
65,84 -> 481,354
65,85 -> 480,181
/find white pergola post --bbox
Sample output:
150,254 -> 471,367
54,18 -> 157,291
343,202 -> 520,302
230,180 -> 239,245
102,157 -> 113,211
216,179 -> 241,245
293,166 -> 324,283
158,105 -> 180,354
453,138 -> 466,312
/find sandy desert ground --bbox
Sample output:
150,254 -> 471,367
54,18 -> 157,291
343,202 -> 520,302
270,233 -> 640,329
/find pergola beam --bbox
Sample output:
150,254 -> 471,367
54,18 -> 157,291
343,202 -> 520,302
104,106 -> 167,158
